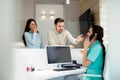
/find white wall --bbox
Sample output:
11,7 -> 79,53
63,0 -> 82,48
36,4 -> 64,46
0,0 -> 35,80
0,0 -> 15,80
64,0 -> 80,21
15,0 -> 35,42
67,21 -> 81,48
105,0 -> 120,80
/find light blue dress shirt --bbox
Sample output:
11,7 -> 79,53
85,40 -> 103,80
24,31 -> 43,48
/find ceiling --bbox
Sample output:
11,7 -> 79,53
35,0 -> 80,4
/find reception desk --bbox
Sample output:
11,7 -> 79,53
12,48 -> 84,80
27,68 -> 86,80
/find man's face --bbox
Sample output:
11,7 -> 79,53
55,22 -> 64,33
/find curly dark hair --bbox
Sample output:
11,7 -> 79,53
91,25 -> 106,72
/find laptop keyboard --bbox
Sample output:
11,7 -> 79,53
53,68 -> 76,71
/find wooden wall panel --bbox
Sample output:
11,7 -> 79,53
80,0 -> 100,25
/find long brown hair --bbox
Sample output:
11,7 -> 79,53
22,18 -> 38,46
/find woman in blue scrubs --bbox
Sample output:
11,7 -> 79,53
81,25 -> 106,80
22,18 -> 43,48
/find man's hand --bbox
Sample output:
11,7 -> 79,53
76,34 -> 83,42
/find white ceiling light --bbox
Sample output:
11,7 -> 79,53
66,0 -> 70,4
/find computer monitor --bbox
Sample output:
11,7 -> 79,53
46,46 -> 72,64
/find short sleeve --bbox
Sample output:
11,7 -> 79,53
87,45 -> 102,62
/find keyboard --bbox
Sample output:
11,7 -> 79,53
53,68 -> 76,71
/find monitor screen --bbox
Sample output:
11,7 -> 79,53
79,9 -> 93,36
46,46 -> 72,64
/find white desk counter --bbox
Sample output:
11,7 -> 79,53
12,48 -> 83,80
27,68 -> 86,80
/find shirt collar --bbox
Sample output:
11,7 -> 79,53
54,29 -> 64,34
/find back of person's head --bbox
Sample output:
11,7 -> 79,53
54,18 -> 64,25
91,25 -> 104,41
22,18 -> 37,47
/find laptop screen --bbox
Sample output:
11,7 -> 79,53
46,46 -> 72,64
